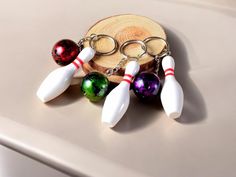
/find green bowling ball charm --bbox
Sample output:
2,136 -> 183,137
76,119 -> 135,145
81,72 -> 109,102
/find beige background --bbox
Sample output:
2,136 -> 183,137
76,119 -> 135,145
0,145 -> 69,177
0,0 -> 236,177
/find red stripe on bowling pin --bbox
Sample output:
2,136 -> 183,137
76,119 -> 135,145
124,74 -> 133,78
164,68 -> 175,76
72,61 -> 80,69
165,73 -> 175,76
122,74 -> 133,84
72,57 -> 84,74
73,57 -> 84,69
77,58 -> 84,66
122,79 -> 132,84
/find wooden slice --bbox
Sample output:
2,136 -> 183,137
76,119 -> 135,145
83,14 -> 166,83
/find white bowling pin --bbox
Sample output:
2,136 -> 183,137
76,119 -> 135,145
37,47 -> 95,103
160,55 -> 184,118
102,61 -> 140,127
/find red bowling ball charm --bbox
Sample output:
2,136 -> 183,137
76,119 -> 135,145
52,39 -> 80,66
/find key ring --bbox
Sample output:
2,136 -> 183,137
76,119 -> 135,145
89,34 -> 119,56
105,40 -> 147,76
120,40 -> 147,60
143,36 -> 171,58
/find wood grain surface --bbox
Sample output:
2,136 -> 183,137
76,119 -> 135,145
83,14 -> 166,83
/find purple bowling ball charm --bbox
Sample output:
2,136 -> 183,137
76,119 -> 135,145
132,72 -> 161,100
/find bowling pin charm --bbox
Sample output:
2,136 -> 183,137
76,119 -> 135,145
37,34 -> 118,103
143,36 -> 184,119
102,40 -> 147,127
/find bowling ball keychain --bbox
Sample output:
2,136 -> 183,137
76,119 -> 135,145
81,40 -> 147,103
80,35 -> 120,102
37,34 -> 118,103
141,36 -> 184,119
131,36 -> 170,101
81,39 -> 131,102
101,37 -> 185,128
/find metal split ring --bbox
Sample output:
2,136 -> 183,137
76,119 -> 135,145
89,34 -> 119,56
143,36 -> 170,58
120,40 -> 147,60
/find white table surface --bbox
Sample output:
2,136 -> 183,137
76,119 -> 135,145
0,145 -> 70,177
0,0 -> 236,177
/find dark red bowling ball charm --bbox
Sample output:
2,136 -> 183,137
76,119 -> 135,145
52,39 -> 80,66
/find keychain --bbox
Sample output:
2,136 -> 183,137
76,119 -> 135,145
36,32 -> 184,125
101,40 -> 147,127
132,37 -> 168,100
143,36 -> 184,119
81,35 -> 119,102
37,34 -> 118,103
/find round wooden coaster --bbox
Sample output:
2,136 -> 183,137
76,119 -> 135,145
83,14 -> 166,83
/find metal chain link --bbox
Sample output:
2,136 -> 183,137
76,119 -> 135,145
153,48 -> 171,74
153,55 -> 161,74
105,57 -> 128,76
153,49 -> 172,74
106,39 -> 147,76
105,56 -> 142,76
